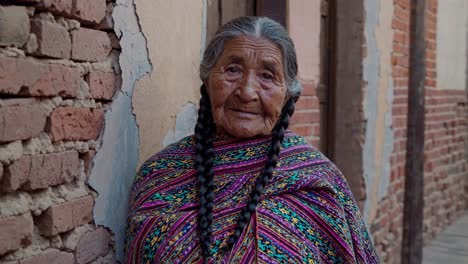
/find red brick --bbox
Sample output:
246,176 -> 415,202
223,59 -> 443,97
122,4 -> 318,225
0,213 -> 33,255
71,195 -> 94,227
31,20 -> 71,59
0,100 -> 47,142
301,81 -> 316,96
393,43 -> 409,55
71,28 -> 111,62
393,66 -> 409,78
96,2 -> 114,31
71,0 -> 106,25
394,31 -> 408,44
425,79 -> 436,87
395,0 -> 410,9
86,70 -> 117,100
290,110 -> 320,124
36,195 -> 94,236
1,151 -> 79,192
426,50 -> 436,60
61,150 -> 80,179
426,40 -> 436,50
23,0 -> 73,16
22,151 -> 79,190
49,107 -> 104,141
36,203 -> 73,236
0,57 -> 80,97
19,249 -> 74,264
48,0 -> 73,14
394,79 -> 408,87
392,19 -> 407,31
0,156 -> 31,193
290,124 -> 315,138
295,96 -> 319,110
76,227 -> 110,264
395,5 -> 410,22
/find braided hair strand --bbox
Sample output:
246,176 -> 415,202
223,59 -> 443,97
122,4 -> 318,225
194,85 -> 216,262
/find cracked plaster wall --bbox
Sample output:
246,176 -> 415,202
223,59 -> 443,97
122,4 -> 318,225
88,1 -> 206,262
88,0 -> 152,262
362,0 -> 394,223
132,0 -> 206,168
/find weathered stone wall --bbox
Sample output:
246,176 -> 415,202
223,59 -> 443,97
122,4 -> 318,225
0,0 -> 120,263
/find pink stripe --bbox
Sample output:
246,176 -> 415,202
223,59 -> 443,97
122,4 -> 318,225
280,195 -> 356,260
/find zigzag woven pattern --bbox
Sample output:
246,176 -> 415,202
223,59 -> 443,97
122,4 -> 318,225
125,132 -> 379,263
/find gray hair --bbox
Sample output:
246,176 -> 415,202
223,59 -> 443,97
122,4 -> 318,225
200,16 -> 302,97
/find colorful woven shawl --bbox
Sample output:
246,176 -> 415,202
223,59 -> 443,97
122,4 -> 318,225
125,132 -> 379,263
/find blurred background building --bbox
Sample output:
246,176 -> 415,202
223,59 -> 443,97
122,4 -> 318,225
0,0 -> 466,263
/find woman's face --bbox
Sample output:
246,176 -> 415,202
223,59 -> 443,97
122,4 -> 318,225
206,36 -> 287,138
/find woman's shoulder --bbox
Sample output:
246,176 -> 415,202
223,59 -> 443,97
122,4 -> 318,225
280,131 -> 330,165
133,135 -> 196,185
145,135 -> 195,165
275,131 -> 346,191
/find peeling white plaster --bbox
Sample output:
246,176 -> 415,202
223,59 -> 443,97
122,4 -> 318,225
88,0 -> 152,261
162,103 -> 198,147
363,0 -> 394,223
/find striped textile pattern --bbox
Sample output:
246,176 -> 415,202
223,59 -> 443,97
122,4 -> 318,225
125,132 -> 379,263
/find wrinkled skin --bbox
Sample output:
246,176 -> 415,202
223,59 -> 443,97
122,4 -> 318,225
206,36 -> 288,138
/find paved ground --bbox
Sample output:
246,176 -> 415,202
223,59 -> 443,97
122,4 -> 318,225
422,212 -> 468,264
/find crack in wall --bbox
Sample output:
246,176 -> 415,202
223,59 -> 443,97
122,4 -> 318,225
87,0 -> 152,262
130,0 -> 204,168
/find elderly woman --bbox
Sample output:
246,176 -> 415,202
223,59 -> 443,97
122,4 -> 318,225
125,16 -> 379,263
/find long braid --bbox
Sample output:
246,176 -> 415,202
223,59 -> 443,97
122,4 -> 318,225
195,85 -> 216,262
222,96 -> 299,253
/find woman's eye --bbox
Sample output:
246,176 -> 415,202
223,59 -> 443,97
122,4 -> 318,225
226,66 -> 240,74
262,73 -> 274,80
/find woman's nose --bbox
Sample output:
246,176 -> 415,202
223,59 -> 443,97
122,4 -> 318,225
236,71 -> 259,102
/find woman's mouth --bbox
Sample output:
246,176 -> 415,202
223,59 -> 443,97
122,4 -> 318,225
229,108 -> 260,118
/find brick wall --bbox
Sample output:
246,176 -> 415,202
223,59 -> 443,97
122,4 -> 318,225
289,1 -> 468,263
423,89 -> 468,242
0,0 -> 119,263
370,0 -> 468,263
422,0 -> 468,244
290,81 -> 321,147
370,1 -> 410,263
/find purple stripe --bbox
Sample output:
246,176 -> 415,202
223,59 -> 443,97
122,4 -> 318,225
241,243 -> 256,263
157,211 -> 197,257
132,170 -> 196,210
257,223 -> 302,261
280,195 -> 356,260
